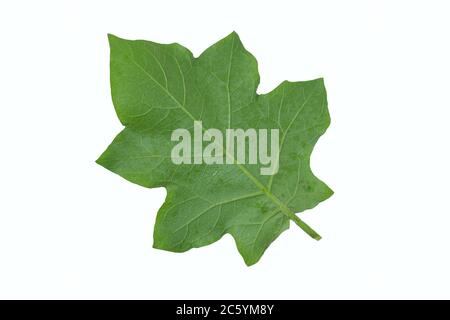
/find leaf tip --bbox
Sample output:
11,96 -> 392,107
315,77 -> 325,86
329,188 -> 334,197
95,153 -> 108,169
107,33 -> 121,45
228,30 -> 241,41
242,255 -> 259,267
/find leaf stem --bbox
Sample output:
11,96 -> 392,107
236,164 -> 322,241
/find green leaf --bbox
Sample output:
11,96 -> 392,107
97,32 -> 333,266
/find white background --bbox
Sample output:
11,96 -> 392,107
0,0 -> 449,299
